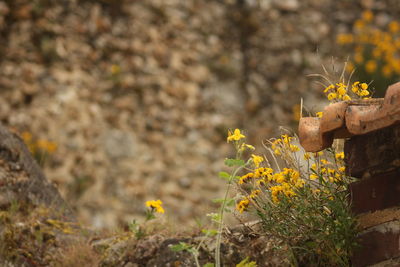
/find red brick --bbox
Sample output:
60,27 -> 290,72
349,170 -> 400,215
344,123 -> 400,178
352,221 -> 400,267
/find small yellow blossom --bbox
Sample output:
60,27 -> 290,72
336,33 -> 354,44
310,174 -> 318,180
335,152 -> 344,160
289,144 -> 300,152
249,190 -> 261,199
303,153 -> 311,160
145,199 -> 165,213
343,94 -> 351,101
236,198 -> 250,213
389,21 -> 400,33
316,112 -> 323,118
362,10 -> 373,22
110,64 -> 121,75
251,154 -> 264,167
365,60 -> 377,73
238,172 -> 254,184
227,129 -> 245,142
327,92 -> 337,101
360,83 -> 368,90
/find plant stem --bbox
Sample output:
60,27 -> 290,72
215,165 -> 244,267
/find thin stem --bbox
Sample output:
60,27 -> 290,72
215,164 -> 245,267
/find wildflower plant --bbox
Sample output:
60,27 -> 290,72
229,130 -> 359,266
337,10 -> 400,96
21,131 -> 57,167
128,199 -> 164,239
310,62 -> 372,118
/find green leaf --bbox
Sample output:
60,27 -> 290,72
170,242 -> 192,252
201,229 -> 219,237
206,212 -> 222,223
203,263 -> 215,267
226,198 -> 235,207
224,158 -> 245,167
236,257 -> 258,267
218,171 -> 231,181
212,198 -> 225,203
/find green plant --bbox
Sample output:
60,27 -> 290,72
128,199 -> 165,239
229,129 -> 359,266
337,10 -> 400,97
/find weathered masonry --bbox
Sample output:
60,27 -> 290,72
299,82 -> 400,266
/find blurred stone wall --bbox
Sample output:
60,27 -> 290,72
0,0 -> 398,228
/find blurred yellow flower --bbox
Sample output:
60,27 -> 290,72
365,60 -> 377,73
251,154 -> 264,167
389,21 -> 400,33
145,199 -> 165,213
362,10 -> 373,22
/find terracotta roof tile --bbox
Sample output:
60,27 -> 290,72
299,82 -> 400,152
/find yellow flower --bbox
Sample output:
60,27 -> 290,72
249,190 -> 261,199
389,21 -> 400,33
354,19 -> 365,30
346,62 -> 354,73
274,149 -> 281,156
227,129 -> 245,142
303,153 -> 311,160
21,131 -> 32,142
338,166 -> 346,173
362,10 -> 373,22
289,144 -> 300,152
336,33 -> 354,44
323,84 -> 335,93
337,86 -> 347,96
316,112 -> 323,118
335,152 -> 344,160
354,52 -> 363,63
145,199 -> 165,213
251,154 -> 264,167
360,83 -> 368,90
110,64 -> 121,75
320,159 -> 329,165
327,92 -> 337,101
343,94 -> 351,101
238,173 -> 254,184
382,65 -> 392,77
365,60 -> 377,73
359,90 -> 370,97
310,174 -> 318,180
236,198 -> 250,213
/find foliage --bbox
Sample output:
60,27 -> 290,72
337,10 -> 400,97
227,129 -> 359,266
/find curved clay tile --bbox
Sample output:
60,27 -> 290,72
299,82 -> 400,152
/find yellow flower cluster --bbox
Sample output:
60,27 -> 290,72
337,10 -> 400,88
145,199 -> 165,214
21,131 -> 57,155
351,81 -> 370,97
237,166 -> 305,208
308,153 -> 346,184
322,81 -> 370,103
271,134 -> 300,156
